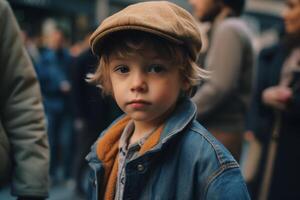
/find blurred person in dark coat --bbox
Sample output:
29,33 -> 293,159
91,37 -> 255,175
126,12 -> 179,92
35,24 -> 74,182
247,0 -> 300,199
188,0 -> 254,161
0,0 -> 49,199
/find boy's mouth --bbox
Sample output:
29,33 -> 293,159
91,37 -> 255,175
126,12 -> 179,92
126,99 -> 151,109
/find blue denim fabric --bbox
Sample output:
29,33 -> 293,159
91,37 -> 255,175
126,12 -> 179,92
86,98 -> 250,200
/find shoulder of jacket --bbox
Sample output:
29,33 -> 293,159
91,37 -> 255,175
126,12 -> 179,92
0,0 -> 9,13
185,121 -> 239,167
220,18 -> 247,30
0,1 -> 10,31
177,121 -> 240,198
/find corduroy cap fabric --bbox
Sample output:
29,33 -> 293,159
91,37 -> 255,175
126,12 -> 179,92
90,1 -> 202,61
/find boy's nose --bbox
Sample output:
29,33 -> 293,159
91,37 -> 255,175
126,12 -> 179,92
130,73 -> 147,93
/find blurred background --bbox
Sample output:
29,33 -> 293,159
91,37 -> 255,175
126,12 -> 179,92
0,0 -> 286,199
8,0 -> 285,51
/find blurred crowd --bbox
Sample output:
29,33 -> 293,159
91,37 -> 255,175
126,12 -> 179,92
0,0 -> 299,199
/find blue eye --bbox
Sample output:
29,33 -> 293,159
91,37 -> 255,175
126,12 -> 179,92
115,65 -> 129,74
148,64 -> 166,73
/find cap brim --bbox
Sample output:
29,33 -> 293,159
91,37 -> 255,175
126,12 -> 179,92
90,25 -> 184,56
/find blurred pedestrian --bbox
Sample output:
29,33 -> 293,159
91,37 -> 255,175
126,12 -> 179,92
0,0 -> 49,199
189,0 -> 254,161
246,0 -> 300,199
35,24 -> 74,183
86,1 -> 250,199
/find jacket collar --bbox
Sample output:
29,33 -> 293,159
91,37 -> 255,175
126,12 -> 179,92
159,97 -> 197,144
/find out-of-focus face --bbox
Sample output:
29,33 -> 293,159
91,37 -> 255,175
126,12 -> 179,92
47,30 -> 65,50
283,0 -> 300,34
188,0 -> 222,22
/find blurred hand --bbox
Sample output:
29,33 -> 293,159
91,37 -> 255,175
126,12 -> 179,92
60,80 -> 71,93
262,86 -> 293,110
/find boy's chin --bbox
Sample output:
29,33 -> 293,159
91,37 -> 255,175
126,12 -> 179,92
127,113 -> 159,124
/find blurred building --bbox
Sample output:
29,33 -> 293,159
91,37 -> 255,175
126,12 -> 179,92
9,0 -> 96,43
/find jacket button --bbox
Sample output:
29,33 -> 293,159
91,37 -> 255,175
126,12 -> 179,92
137,164 -> 144,171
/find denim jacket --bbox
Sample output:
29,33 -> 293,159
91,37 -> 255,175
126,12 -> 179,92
86,98 -> 250,200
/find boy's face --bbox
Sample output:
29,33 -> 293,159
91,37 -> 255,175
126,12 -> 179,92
109,47 -> 186,125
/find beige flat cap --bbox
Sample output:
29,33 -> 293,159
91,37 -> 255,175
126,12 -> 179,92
90,1 -> 202,60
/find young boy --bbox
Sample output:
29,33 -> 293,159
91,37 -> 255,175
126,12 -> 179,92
86,1 -> 250,199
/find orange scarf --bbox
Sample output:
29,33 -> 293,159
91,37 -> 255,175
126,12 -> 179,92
96,116 -> 164,200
